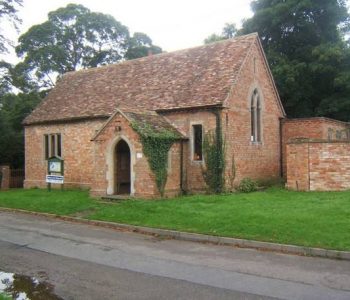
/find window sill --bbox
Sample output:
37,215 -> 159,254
192,159 -> 204,164
250,141 -> 262,146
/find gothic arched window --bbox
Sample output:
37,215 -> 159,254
250,89 -> 262,142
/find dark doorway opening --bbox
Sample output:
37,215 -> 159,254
114,139 -> 131,194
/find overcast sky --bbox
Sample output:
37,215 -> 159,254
2,0 -> 350,63
1,0 -> 253,62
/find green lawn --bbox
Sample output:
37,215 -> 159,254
0,189 -> 98,215
0,293 -> 11,300
0,188 -> 350,251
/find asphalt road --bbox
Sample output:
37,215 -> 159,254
0,211 -> 350,300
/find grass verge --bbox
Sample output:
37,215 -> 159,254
0,187 -> 349,251
0,292 -> 11,300
0,189 -> 99,215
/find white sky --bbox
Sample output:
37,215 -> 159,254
2,0 -> 350,63
1,0 -> 253,62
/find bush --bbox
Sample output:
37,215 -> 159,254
237,178 -> 258,193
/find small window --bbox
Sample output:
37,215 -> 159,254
57,134 -> 61,157
328,128 -> 334,141
193,125 -> 203,161
44,133 -> 62,159
336,130 -> 342,140
44,135 -> 49,160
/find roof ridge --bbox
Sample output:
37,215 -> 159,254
64,33 -> 259,77
24,33 -> 261,125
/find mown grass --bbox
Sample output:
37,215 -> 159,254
0,292 -> 12,300
0,188 -> 99,215
0,187 -> 350,250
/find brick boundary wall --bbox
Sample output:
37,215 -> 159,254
282,117 -> 350,179
286,139 -> 350,191
0,165 -> 10,190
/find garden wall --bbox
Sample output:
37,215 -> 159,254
286,139 -> 350,191
0,165 -> 10,190
282,117 -> 349,178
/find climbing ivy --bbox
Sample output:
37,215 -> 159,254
202,129 -> 226,193
131,122 -> 178,197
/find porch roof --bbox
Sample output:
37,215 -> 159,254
91,108 -> 186,141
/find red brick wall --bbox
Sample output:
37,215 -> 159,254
162,40 -> 287,192
285,142 -> 310,191
162,110 -> 217,192
25,114 -> 183,198
91,112 -> 182,198
0,165 -> 10,190
286,141 -> 350,191
223,40 -> 284,188
24,119 -> 106,189
282,118 -> 349,178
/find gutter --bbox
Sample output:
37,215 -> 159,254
23,115 -> 109,127
156,104 -> 223,114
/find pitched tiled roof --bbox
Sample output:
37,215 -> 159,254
91,109 -> 186,141
24,33 -> 258,125
124,111 -> 185,139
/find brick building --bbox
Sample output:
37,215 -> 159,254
24,33 -> 349,197
23,33 -> 288,197
24,34 -> 350,198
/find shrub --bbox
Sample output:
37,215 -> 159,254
202,130 -> 225,194
237,178 -> 258,193
131,122 -> 179,197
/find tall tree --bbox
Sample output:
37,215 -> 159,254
125,32 -> 162,60
15,4 -> 162,89
0,92 -> 42,167
204,23 -> 237,44
0,0 -> 22,53
15,4 -> 130,88
240,0 -> 350,120
0,60 -> 12,95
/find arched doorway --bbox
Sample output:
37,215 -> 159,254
114,139 -> 131,194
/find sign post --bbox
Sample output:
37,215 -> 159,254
46,156 -> 64,191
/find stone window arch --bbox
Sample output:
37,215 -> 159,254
250,89 -> 262,143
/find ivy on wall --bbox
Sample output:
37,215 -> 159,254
131,122 -> 178,197
202,129 -> 226,193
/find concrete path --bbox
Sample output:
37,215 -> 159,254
0,211 -> 350,300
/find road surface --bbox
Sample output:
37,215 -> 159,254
0,211 -> 350,300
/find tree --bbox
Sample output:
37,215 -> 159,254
204,23 -> 237,44
0,92 -> 42,167
125,32 -> 162,60
0,60 -> 12,95
222,23 -> 237,39
239,0 -> 350,120
16,4 -> 161,89
16,4 -> 129,88
0,0 -> 22,53
204,34 -> 225,45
